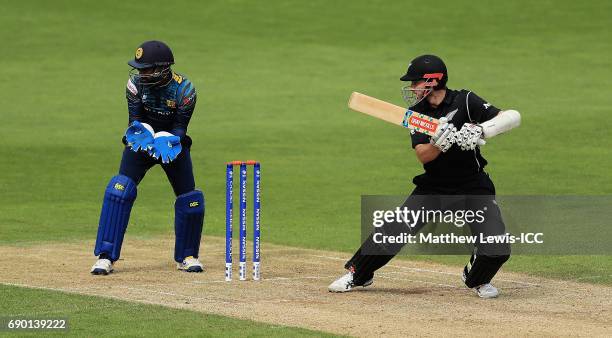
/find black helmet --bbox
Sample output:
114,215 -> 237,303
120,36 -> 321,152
400,54 -> 447,107
128,41 -> 174,87
400,54 -> 447,89
128,40 -> 174,69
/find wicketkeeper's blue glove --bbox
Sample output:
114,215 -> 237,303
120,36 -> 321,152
125,121 -> 155,152
147,132 -> 182,164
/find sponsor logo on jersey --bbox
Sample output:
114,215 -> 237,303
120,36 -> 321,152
172,73 -> 183,84
182,92 -> 195,106
143,106 -> 172,116
127,79 -> 138,95
166,100 -> 176,108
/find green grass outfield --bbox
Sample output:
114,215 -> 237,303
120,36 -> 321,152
0,285 -> 339,337
0,0 -> 610,333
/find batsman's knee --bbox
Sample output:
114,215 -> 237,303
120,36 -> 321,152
94,175 -> 138,261
174,190 -> 205,262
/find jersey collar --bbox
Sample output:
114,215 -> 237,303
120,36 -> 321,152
441,88 -> 456,106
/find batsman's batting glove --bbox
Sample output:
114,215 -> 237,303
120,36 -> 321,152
456,123 -> 486,151
125,121 -> 155,152
147,132 -> 182,164
430,117 -> 456,153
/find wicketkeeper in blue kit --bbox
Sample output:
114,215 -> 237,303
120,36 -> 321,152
91,40 -> 205,275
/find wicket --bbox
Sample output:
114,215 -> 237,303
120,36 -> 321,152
225,160 -> 260,281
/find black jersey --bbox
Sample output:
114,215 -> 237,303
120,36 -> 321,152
410,89 -> 500,180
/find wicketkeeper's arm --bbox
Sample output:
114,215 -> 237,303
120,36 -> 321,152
126,78 -> 144,125
171,82 -> 197,138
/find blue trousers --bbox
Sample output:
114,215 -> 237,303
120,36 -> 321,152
118,147 -> 195,196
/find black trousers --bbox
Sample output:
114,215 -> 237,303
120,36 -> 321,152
118,147 -> 195,196
346,172 -> 509,285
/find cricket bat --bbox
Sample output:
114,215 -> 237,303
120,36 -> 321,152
348,92 -> 440,136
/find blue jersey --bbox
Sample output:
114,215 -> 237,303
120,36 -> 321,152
126,72 -> 197,138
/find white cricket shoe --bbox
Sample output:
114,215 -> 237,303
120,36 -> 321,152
177,256 -> 204,273
91,258 -> 113,275
473,283 -> 499,298
462,271 -> 499,298
328,271 -> 373,292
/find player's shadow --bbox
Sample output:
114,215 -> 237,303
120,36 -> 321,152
362,287 -> 459,295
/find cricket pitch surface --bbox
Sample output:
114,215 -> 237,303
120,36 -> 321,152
1,236 -> 610,337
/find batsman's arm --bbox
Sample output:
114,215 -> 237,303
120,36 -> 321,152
480,110 -> 521,138
467,92 -> 521,139
414,143 -> 441,164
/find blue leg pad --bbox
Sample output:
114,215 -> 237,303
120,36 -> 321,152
94,175 -> 137,261
174,190 -> 205,262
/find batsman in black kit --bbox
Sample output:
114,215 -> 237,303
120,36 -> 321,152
90,41 -> 205,275
329,55 -> 521,298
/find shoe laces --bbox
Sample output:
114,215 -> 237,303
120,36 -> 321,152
183,256 -> 199,265
97,258 -> 111,268
341,272 -> 355,288
477,283 -> 495,292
